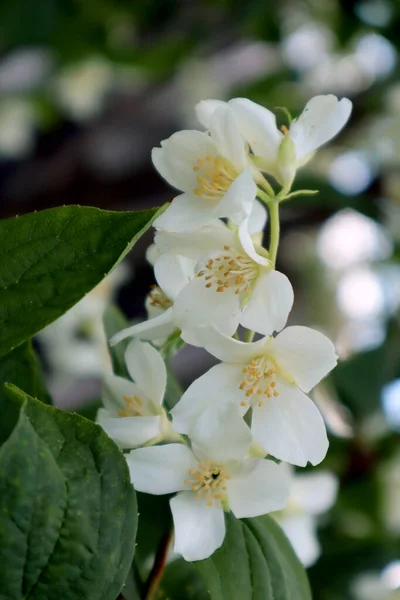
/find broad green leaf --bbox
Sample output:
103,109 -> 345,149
156,559 -> 209,600
0,205 -> 158,357
103,304 -> 130,378
0,384 -> 137,600
195,513 -> 312,600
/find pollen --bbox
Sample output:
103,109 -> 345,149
117,395 -> 144,417
192,155 -> 238,200
238,355 -> 279,405
147,285 -> 173,310
184,460 -> 230,506
196,247 -> 259,296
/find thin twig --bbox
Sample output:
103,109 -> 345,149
143,529 -> 174,600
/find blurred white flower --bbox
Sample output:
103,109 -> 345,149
0,98 -> 36,158
53,57 -> 114,121
352,570 -> 400,600
273,468 -> 338,567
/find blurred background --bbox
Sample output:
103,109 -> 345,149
2,0 -> 400,598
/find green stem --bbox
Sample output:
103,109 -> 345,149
244,329 -> 255,343
257,188 -> 272,205
257,175 -> 275,197
268,201 -> 280,267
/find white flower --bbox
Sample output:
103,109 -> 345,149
97,338 -> 178,447
127,405 -> 290,561
154,216 -> 293,338
197,95 -> 352,186
273,468 -> 338,567
152,104 -> 257,232
172,324 -> 337,467
110,250 -> 240,347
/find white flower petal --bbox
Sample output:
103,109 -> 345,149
291,471 -> 338,515
190,403 -> 252,463
271,326 -> 338,393
171,363 -> 244,433
251,378 -> 329,467
110,308 -> 176,346
228,459 -> 290,518
152,130 -> 217,192
97,410 -> 161,448
209,105 -> 247,170
240,270 -> 294,336
216,167 -> 256,224
173,280 -> 241,345
194,325 -> 269,364
154,254 -> 194,301
290,95 -> 352,161
154,221 -> 235,260
102,374 -> 146,412
229,97 -> 283,164
125,338 -> 166,404
196,99 -> 227,128
248,200 -> 268,235
171,492 -> 225,561
279,514 -> 320,567
153,193 -> 218,232
238,217 -> 270,266
127,444 -> 197,494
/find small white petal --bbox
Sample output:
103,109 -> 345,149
279,514 -> 320,567
216,167 -> 256,224
291,472 -> 338,515
209,105 -> 247,170
238,217 -> 270,266
97,411 -> 161,448
154,254 -> 194,301
270,326 -> 338,393
228,459 -> 290,518
152,130 -> 217,192
153,193 -> 218,232
102,374 -> 146,412
171,492 -> 225,561
240,270 -> 294,336
190,403 -> 252,463
290,95 -> 352,161
171,363 -> 244,433
173,280 -> 241,345
154,221 -> 235,260
127,444 -> 197,494
110,309 -> 176,346
229,97 -> 283,164
196,99 -> 227,128
251,378 -> 329,467
248,200 -> 268,235
125,339 -> 167,405
194,325 -> 269,364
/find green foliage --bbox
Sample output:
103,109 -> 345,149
0,205 -> 158,358
0,384 -> 137,600
156,559 -> 209,600
196,513 -> 312,600
0,341 -> 51,406
103,304 -> 131,378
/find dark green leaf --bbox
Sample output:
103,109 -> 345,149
0,204 -> 159,357
195,513 -> 312,600
0,341 -> 51,405
0,384 -> 137,600
156,559 -> 209,600
103,304 -> 130,378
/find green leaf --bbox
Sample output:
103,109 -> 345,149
195,513 -> 312,600
0,205 -> 158,358
156,559 -> 209,600
0,384 -> 137,600
103,304 -> 130,378
0,341 -> 51,405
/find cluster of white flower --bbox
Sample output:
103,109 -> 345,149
98,94 -> 352,562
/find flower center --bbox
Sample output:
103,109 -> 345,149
184,460 -> 230,506
197,245 -> 259,295
193,155 -> 237,200
147,285 -> 173,309
239,355 -> 280,408
117,395 -> 144,417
